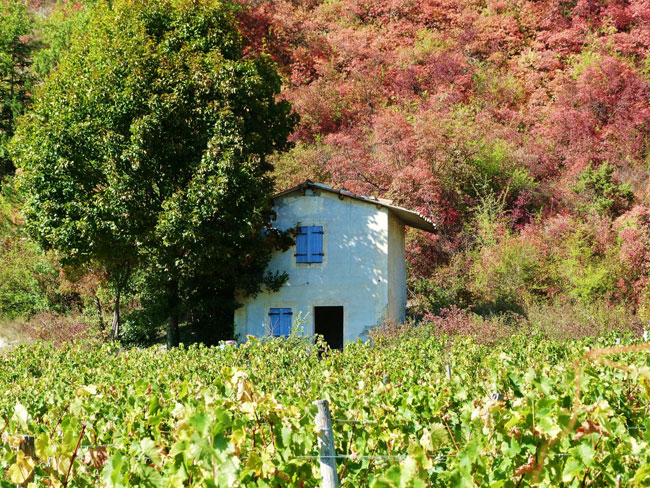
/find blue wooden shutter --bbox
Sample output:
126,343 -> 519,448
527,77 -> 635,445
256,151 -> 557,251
269,308 -> 281,336
296,226 -> 324,263
309,226 -> 324,263
269,308 -> 292,336
280,309 -> 292,335
295,227 -> 308,263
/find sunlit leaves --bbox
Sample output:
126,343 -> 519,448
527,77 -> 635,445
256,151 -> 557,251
8,450 -> 35,484
0,334 -> 648,485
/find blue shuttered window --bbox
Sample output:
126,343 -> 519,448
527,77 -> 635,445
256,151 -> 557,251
269,308 -> 292,336
295,226 -> 324,263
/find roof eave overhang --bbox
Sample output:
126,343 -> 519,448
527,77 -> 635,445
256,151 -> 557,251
273,180 -> 436,233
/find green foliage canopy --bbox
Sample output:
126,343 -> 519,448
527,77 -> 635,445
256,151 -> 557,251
0,0 -> 34,179
572,163 -> 634,217
0,184 -> 59,318
11,0 -> 297,346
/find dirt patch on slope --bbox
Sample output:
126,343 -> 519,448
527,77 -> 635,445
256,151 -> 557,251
0,321 -> 33,349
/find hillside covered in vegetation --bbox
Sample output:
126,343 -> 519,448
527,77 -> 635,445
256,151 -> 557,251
2,0 -> 650,341
243,0 -> 650,331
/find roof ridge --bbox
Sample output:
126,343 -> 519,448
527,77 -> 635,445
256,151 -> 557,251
273,180 -> 436,233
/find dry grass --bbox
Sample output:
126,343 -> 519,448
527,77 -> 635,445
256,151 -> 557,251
0,320 -> 34,349
0,313 -> 101,349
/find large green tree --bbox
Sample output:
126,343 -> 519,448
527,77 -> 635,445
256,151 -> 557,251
12,0 -> 296,347
0,0 -> 34,179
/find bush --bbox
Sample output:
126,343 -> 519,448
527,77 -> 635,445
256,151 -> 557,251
409,253 -> 475,315
120,308 -> 165,347
467,194 -> 549,314
0,183 -> 65,319
523,299 -> 643,340
0,246 -> 52,318
549,216 -> 623,303
377,299 -> 643,347
373,307 -> 515,346
469,236 -> 543,315
572,162 -> 633,217
15,312 -> 101,347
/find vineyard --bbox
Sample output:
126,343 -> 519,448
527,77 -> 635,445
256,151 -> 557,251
1,330 -> 650,487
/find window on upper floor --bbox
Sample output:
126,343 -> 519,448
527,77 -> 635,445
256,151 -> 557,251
295,225 -> 323,263
269,308 -> 292,336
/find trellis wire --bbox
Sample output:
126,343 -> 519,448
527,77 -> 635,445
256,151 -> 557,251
301,450 -> 650,461
312,397 -> 649,486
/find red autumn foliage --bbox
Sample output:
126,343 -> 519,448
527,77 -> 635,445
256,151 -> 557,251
235,0 -> 650,309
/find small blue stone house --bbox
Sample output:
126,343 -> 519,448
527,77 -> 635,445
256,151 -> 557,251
234,180 -> 436,348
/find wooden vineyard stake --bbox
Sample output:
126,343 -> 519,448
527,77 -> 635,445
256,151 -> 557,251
313,399 -> 339,488
17,435 -> 35,488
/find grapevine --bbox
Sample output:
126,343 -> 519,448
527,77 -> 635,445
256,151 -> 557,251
0,331 -> 649,487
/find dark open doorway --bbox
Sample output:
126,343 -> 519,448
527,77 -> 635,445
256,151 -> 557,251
314,306 -> 344,349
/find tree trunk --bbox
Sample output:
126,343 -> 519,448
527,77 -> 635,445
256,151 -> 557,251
167,279 -> 180,349
109,263 -> 130,342
94,294 -> 105,331
110,291 -> 121,341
